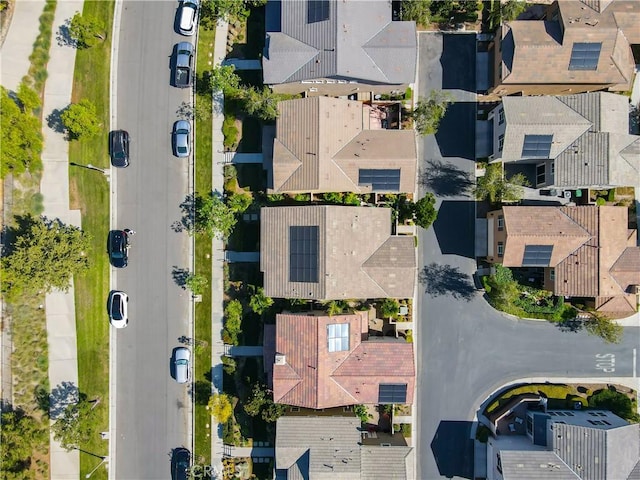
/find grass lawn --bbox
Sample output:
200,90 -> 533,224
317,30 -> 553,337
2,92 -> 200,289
485,384 -> 587,415
193,25 -> 215,465
67,2 -> 113,478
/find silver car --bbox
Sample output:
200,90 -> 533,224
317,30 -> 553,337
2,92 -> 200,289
174,347 -> 191,384
177,0 -> 198,36
172,120 -> 191,158
108,290 -> 129,329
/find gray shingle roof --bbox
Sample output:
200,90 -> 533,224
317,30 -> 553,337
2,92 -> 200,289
500,450 -> 578,480
499,92 -> 640,188
260,206 -> 416,300
276,416 -> 414,480
263,0 -> 416,86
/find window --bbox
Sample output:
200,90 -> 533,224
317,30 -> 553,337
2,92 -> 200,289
327,323 -> 349,352
565,412 -> 574,416
358,169 -> 401,192
589,412 -> 598,417
550,268 -> 555,281
597,412 -> 607,417
549,412 -> 557,416
289,226 -> 319,283
378,384 -> 407,403
522,134 -> 553,158
551,161 -> 555,176
498,134 -> 505,152
290,406 -> 300,412
307,0 -> 330,23
497,242 -> 504,257
569,42 -> 602,70
526,416 -> 533,434
498,108 -> 505,125
522,245 -> 553,267
589,420 -> 604,425
497,215 -> 504,231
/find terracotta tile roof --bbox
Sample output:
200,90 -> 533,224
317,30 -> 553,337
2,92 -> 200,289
497,1 -> 638,91
500,206 -> 638,312
272,312 -> 415,409
271,97 -> 417,194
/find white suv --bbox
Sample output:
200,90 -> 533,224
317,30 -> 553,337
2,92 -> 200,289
177,0 -> 198,36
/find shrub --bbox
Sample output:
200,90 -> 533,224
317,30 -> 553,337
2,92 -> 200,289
379,298 -> 400,318
227,192 -> 252,213
185,273 -> 208,295
222,115 -> 238,149
267,193 -> 285,203
404,330 -> 413,343
596,197 -> 606,206
322,192 -> 343,204
607,189 -> 616,202
223,299 -> 243,345
61,99 -> 101,139
208,393 -> 233,423
343,192 -> 360,206
353,404 -> 371,423
221,356 -> 236,374
293,193 -> 310,202
589,388 -> 639,422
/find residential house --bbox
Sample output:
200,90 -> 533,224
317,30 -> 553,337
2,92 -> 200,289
486,205 -> 640,317
260,205 -> 416,300
275,416 -> 415,479
265,310 -> 414,409
489,0 -> 640,96
487,92 -> 640,189
267,96 -> 417,194
486,407 -> 640,480
263,0 -> 417,96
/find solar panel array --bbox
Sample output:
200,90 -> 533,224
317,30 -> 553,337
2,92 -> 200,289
569,42 -> 602,71
307,0 -> 330,23
522,244 -> 554,267
378,383 -> 407,404
327,323 -> 349,352
289,226 -> 319,283
522,135 -> 553,158
358,169 -> 401,192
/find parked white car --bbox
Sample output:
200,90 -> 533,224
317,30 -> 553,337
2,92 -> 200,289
177,0 -> 198,36
173,347 -> 191,384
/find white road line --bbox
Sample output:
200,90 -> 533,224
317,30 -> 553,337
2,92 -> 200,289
634,348 -> 637,378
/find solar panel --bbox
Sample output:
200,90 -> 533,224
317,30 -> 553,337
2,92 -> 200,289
522,245 -> 553,267
378,384 -> 407,404
327,323 -> 349,352
358,169 -> 401,192
289,226 -> 319,283
307,0 -> 330,23
569,43 -> 601,71
522,135 -> 553,158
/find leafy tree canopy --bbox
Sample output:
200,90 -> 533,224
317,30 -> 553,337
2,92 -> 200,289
193,192 -> 237,239
379,298 -> 400,318
410,90 -> 453,136
51,394 -> 99,451
412,192 -> 438,229
474,163 -> 528,204
208,393 -> 233,423
207,65 -> 241,94
61,99 -> 101,139
583,311 -> 623,344
401,0 -> 431,25
1,410 -> 46,475
589,388 -> 638,422
69,12 -> 106,48
249,286 -> 274,315
185,273 -> 208,295
1,85 -> 43,178
240,86 -> 287,121
2,215 -> 91,299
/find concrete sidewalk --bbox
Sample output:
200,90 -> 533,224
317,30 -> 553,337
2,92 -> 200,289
209,18 -> 229,477
39,1 -> 85,479
0,0 -> 45,91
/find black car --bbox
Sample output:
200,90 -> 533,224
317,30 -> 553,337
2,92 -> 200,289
107,230 -> 129,268
171,448 -> 191,480
109,130 -> 130,167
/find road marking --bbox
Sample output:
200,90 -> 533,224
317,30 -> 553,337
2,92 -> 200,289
634,348 -> 637,378
595,353 -> 615,373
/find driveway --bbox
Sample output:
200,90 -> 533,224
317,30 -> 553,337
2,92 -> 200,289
113,2 -> 192,478
415,32 -> 640,480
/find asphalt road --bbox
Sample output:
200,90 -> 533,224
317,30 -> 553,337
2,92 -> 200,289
415,32 -> 640,480
113,2 -> 192,478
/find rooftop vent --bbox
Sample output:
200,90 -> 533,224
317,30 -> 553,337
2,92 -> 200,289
275,354 -> 286,365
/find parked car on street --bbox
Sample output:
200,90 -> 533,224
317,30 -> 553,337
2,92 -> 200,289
107,290 -> 129,329
109,130 -> 130,167
176,0 -> 198,36
171,447 -> 191,480
108,229 -> 129,268
173,347 -> 191,384
172,120 -> 191,158
173,42 -> 193,88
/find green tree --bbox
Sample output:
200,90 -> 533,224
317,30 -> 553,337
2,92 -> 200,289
489,0 -> 527,29
486,264 -> 520,310
227,191 -> 253,213
343,192 -> 361,206
51,394 -> 99,451
221,355 -> 237,374
412,193 -> 438,229
240,86 -> 285,121
474,163 -> 528,204
61,99 -> 101,139
244,383 -> 269,417
185,272 -> 208,295
68,12 -> 106,48
2,215 -> 91,299
410,90 -> 453,135
208,393 -> 233,423
1,410 -> 46,475
379,298 -> 400,318
207,65 -> 241,94
588,389 -> 638,422
324,300 -> 347,316
1,85 -> 43,178
223,299 -> 243,345
583,311 -> 623,344
193,192 -> 237,239
322,192 -> 343,204
249,287 -> 274,315
401,0 -> 431,25
261,402 -> 286,423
